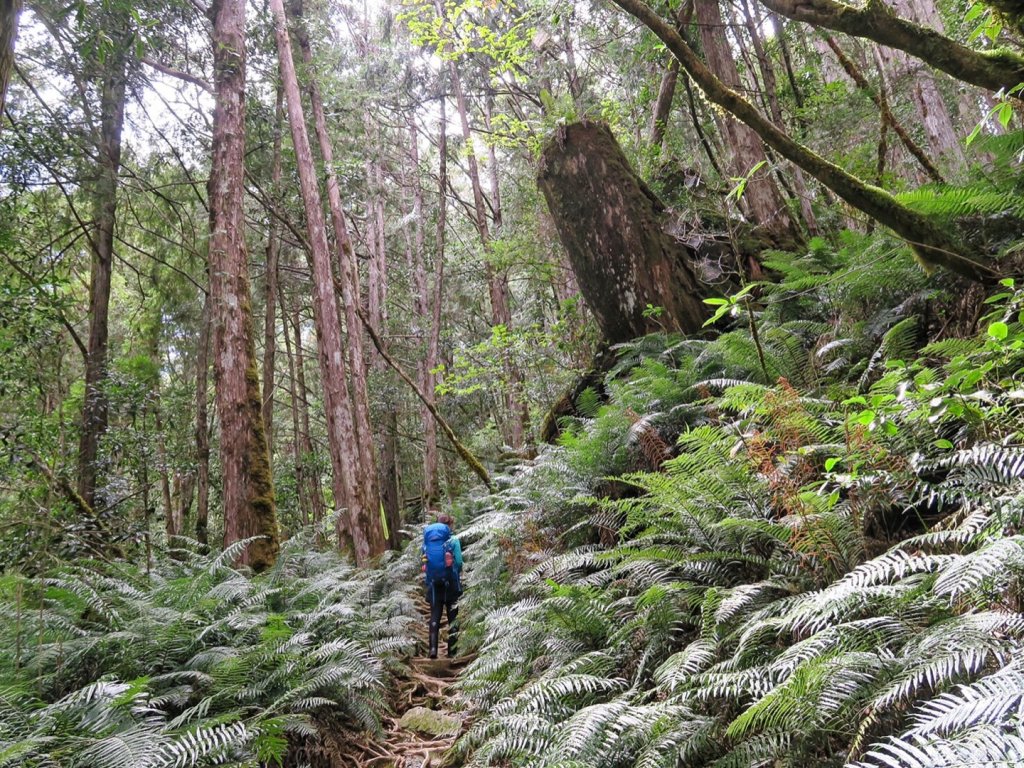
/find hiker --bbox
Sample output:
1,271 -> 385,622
422,512 -> 463,659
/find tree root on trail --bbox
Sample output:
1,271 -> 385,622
333,623 -> 468,768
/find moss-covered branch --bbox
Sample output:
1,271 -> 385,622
759,0 -> 1024,95
610,0 -> 997,282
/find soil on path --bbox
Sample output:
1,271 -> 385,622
335,603 -> 471,768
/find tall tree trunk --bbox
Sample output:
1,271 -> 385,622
77,36 -> 128,515
156,406 -> 177,540
288,0 -> 383,534
270,0 -> 385,564
288,301 -> 327,526
279,288 -> 308,525
648,57 -> 680,149
425,99 -> 447,506
0,0 -> 21,119
364,148 -> 401,546
434,1 -> 530,448
739,0 -> 819,234
208,0 -> 279,571
194,288 -> 211,546
694,0 -> 798,244
149,322 -> 176,540
483,94 -> 530,448
173,471 -> 195,541
262,86 -> 284,465
611,0 -> 995,282
406,112 -> 442,507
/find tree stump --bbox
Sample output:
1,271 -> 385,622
537,121 -> 708,344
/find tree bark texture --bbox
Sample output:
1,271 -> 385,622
77,33 -> 128,514
270,0 -> 385,564
756,0 -> 1024,94
262,86 -> 284,464
194,289 -> 211,545
208,0 -> 279,571
286,300 -> 327,527
610,0 -> 996,282
537,121 -> 709,344
289,0 -> 383,535
0,0 -> 21,119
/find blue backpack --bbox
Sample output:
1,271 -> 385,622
423,522 -> 458,589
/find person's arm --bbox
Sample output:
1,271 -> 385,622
451,536 -> 463,569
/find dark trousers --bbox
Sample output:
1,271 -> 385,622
427,579 -> 459,658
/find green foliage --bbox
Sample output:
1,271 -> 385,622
0,531 -> 420,766
448,279 -> 1024,767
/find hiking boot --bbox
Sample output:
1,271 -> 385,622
428,624 -> 440,660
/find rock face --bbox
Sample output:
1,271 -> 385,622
537,121 -> 708,344
398,706 -> 463,737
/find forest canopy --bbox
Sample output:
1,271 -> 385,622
2,0 -> 1024,766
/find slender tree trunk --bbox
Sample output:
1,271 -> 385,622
262,86 -> 284,464
194,289 -> 211,546
365,150 -> 402,547
649,57 -> 680,149
289,302 -> 327,526
77,37 -> 128,515
0,0 -> 21,119
148,322 -> 176,540
483,94 -> 530,448
682,73 -> 724,176
174,471 -> 195,539
561,11 -> 584,113
694,0 -> 798,244
208,0 -> 279,571
380,408 -> 401,548
156,406 -> 177,539
279,289 -> 308,525
404,111 -> 443,507
270,0 -> 385,564
288,0 -> 383,534
739,0 -> 819,235
435,1 -> 529,448
425,99 -> 447,506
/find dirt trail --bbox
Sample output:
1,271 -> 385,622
341,603 -> 470,768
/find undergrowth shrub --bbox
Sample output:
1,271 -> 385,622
451,278 -> 1024,767
0,526 -> 420,767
